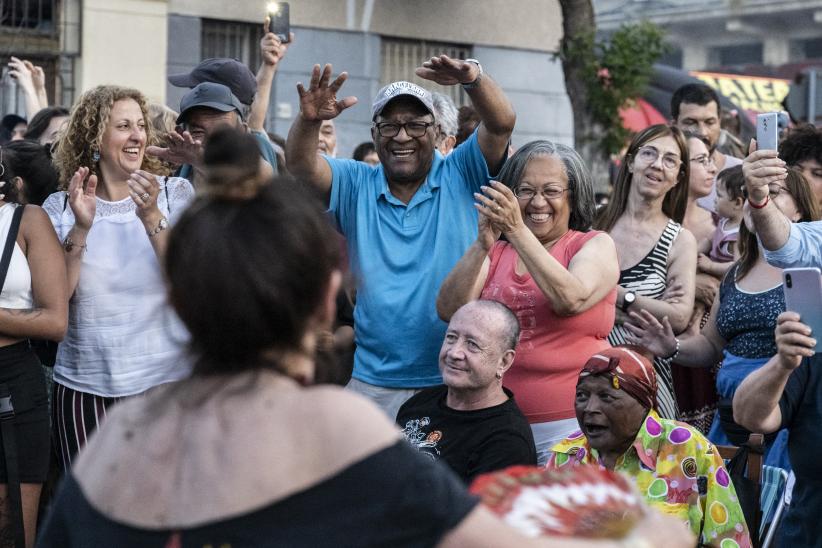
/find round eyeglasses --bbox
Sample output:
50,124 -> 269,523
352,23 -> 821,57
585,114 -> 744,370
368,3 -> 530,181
690,154 -> 715,168
635,146 -> 681,171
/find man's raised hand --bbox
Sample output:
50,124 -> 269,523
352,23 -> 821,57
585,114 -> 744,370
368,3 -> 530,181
296,64 -> 357,122
415,55 -> 478,86
146,131 -> 203,167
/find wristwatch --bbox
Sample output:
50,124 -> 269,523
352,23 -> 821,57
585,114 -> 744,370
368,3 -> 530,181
462,59 -> 483,90
147,217 -> 169,238
621,291 -> 636,313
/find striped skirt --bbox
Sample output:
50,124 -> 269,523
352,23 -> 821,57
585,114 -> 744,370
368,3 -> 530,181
52,383 -> 121,471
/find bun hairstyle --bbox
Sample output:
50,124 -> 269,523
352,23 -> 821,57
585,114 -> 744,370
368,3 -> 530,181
166,127 -> 341,376
201,127 -> 270,200
0,139 -> 60,205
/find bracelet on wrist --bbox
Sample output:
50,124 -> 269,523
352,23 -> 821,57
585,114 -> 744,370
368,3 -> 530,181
665,338 -> 681,361
748,195 -> 769,209
62,235 -> 87,253
146,216 -> 169,238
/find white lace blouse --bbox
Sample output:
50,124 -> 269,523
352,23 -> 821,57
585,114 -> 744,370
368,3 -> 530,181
42,177 -> 195,398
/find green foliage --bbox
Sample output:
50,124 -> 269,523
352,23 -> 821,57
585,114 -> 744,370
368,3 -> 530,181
559,21 -> 670,155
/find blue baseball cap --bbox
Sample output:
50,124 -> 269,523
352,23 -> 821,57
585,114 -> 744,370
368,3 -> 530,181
177,82 -> 245,124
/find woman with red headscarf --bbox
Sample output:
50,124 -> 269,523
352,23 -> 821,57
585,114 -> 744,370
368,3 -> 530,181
546,346 -> 752,548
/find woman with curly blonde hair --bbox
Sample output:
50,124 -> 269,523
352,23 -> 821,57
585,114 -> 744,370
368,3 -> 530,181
43,85 -> 194,470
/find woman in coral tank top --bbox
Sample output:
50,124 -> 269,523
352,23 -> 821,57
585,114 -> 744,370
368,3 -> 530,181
437,141 -> 619,464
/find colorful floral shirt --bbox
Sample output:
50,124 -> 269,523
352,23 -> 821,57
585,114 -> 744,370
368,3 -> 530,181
546,410 -> 752,548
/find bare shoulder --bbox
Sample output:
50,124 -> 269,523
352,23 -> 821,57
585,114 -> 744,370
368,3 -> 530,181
299,385 -> 401,446
73,380 -> 403,529
20,205 -> 59,240
581,231 -> 617,252
672,225 -> 697,254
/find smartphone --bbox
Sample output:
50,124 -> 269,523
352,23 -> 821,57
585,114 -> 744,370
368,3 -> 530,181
783,267 -> 822,353
267,2 -> 291,43
756,112 -> 779,151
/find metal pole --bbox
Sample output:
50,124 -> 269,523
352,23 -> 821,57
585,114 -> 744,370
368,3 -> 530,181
808,69 -> 817,124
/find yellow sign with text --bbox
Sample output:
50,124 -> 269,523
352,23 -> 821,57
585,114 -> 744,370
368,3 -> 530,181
691,71 -> 790,113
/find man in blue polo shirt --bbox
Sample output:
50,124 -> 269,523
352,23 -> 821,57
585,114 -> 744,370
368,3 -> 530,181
286,57 -> 515,417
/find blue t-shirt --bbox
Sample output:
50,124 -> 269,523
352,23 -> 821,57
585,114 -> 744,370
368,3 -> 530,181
327,132 -> 493,388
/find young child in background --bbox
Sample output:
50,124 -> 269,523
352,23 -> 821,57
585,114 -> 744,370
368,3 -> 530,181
697,165 -> 745,278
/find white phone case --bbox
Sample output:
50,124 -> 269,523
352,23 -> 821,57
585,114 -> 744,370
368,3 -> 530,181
783,267 -> 822,353
756,112 -> 779,151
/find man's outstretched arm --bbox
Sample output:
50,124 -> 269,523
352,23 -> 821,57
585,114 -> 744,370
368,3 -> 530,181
285,64 -> 357,197
416,56 -> 515,174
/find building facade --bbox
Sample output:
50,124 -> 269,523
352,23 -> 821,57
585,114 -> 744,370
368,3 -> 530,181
1,0 -> 576,156
166,0 -> 573,155
594,0 -> 822,73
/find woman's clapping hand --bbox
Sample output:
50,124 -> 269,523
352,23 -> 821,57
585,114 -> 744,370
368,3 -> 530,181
67,167 -> 98,231
473,181 -> 524,236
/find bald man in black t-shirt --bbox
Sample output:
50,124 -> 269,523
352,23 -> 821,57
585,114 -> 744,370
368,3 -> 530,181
396,301 -> 536,483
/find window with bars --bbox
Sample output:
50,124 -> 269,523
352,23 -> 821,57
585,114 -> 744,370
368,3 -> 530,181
0,0 -> 56,34
380,37 -> 472,107
201,19 -> 262,70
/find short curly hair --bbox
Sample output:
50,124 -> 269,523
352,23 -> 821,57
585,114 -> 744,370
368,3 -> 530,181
780,123 -> 822,168
53,85 -> 166,188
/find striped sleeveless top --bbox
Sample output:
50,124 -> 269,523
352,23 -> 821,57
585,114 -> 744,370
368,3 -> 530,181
608,219 -> 683,420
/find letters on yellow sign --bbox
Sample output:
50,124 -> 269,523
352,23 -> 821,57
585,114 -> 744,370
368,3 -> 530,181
692,72 -> 790,113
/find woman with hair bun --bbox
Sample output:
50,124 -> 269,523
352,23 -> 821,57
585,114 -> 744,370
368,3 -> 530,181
37,128 -> 694,548
0,139 -> 60,206
0,135 -> 67,548
43,85 -> 194,470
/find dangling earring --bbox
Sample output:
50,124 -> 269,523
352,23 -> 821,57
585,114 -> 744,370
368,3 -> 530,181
92,148 -> 100,163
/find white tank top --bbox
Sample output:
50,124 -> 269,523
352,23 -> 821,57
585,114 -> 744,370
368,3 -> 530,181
0,203 -> 32,309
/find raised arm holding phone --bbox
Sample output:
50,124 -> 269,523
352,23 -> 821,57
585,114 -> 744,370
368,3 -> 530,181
743,118 -> 822,269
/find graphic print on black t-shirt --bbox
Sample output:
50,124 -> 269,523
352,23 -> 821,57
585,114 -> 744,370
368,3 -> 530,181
400,416 -> 442,461
396,385 -> 537,483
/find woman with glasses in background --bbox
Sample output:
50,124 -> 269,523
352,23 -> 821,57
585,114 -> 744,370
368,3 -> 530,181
624,168 -> 818,469
594,124 -> 697,421
437,141 -> 619,464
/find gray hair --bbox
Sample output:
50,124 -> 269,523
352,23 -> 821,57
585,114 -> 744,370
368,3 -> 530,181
431,92 -> 458,138
468,300 -> 520,351
497,140 -> 596,231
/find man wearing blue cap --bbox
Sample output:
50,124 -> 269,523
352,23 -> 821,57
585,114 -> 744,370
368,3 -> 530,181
148,82 -> 272,186
286,56 -> 515,418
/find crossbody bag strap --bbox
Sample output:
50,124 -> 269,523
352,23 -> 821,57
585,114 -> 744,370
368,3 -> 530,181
0,205 -> 25,294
